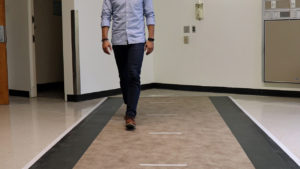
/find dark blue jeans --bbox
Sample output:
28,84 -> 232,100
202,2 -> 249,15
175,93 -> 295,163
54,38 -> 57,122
113,43 -> 145,118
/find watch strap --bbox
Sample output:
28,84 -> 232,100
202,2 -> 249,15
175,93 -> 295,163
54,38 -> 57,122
148,38 -> 154,42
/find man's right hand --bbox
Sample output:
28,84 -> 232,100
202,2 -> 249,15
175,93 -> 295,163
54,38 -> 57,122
102,40 -> 112,55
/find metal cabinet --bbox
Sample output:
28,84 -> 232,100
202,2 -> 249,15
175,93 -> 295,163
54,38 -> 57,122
264,0 -> 300,83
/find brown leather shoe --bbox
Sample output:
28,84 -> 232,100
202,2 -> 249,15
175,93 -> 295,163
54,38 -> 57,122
124,116 -> 136,130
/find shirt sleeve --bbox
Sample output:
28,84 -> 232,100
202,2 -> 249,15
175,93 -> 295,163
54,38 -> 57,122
101,0 -> 112,27
143,0 -> 155,25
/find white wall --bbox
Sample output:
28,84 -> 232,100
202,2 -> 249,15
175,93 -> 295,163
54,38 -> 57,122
6,0 -> 300,100
74,0 -> 154,95
5,0 -> 32,92
34,0 -> 63,84
153,0 -> 300,91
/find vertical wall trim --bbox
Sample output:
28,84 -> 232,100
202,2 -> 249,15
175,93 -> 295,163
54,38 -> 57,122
71,10 -> 81,95
28,0 -> 37,97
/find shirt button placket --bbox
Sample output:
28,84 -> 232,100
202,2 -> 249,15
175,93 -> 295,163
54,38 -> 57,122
125,0 -> 129,44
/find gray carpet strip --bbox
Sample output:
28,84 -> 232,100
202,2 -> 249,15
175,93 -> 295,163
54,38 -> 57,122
29,98 -> 123,169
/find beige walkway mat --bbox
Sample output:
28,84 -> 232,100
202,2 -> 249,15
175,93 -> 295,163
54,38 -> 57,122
74,97 -> 254,169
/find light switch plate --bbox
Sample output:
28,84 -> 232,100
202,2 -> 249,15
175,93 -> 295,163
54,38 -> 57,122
184,26 -> 190,33
184,36 -> 189,44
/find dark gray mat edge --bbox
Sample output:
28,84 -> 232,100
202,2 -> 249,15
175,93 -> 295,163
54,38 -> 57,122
210,96 -> 300,169
29,97 -> 123,169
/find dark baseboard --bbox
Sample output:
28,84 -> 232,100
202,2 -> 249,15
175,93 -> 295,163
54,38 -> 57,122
9,90 -> 30,97
68,88 -> 122,102
67,83 -> 155,102
63,82 -> 300,102
152,83 -> 300,98
37,82 -> 64,92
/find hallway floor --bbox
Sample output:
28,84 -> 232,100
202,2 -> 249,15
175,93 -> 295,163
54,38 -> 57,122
0,89 -> 299,168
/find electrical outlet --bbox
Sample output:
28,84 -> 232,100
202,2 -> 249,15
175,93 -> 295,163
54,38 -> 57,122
192,26 -> 196,33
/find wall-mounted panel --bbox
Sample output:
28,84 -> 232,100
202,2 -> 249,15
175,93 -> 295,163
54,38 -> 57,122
297,0 -> 300,8
276,0 -> 290,8
263,0 -> 300,83
265,1 -> 272,9
265,20 -> 300,83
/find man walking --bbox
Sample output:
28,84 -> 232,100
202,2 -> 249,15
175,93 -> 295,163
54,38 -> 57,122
101,0 -> 155,130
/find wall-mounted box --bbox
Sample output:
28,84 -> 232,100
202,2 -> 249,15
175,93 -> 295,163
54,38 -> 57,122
263,0 -> 300,83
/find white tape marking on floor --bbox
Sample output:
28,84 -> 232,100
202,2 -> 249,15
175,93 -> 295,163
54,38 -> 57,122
140,164 -> 187,167
149,102 -> 175,104
149,132 -> 182,135
145,113 -> 177,116
147,95 -> 170,97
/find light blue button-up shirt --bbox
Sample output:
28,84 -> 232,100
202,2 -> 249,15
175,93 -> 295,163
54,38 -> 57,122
101,0 -> 155,45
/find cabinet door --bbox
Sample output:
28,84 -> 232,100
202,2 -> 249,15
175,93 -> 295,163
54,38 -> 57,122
265,20 -> 300,83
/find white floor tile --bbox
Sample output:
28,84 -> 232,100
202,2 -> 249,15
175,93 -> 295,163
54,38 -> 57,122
0,96 -> 104,169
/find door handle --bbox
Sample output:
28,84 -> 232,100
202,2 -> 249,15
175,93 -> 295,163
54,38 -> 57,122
0,25 -> 6,43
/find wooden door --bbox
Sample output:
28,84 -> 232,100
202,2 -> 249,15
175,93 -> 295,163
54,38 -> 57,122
0,0 -> 9,105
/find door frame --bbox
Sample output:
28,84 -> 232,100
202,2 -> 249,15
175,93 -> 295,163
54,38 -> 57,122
28,0 -> 37,98
0,0 -> 9,104
28,0 -> 74,100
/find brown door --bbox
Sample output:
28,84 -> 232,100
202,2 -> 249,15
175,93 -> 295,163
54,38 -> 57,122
0,0 -> 9,105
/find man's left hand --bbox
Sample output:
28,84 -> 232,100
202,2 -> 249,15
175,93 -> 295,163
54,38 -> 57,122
145,41 -> 154,55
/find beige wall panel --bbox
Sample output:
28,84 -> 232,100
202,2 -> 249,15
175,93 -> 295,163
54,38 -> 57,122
265,1 -> 272,9
276,0 -> 290,8
265,20 -> 300,83
296,0 -> 300,8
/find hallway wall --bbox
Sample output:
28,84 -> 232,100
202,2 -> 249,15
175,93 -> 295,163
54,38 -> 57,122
153,0 -> 300,91
5,0 -> 300,100
34,0 -> 63,84
5,0 -> 31,92
74,0 -> 154,94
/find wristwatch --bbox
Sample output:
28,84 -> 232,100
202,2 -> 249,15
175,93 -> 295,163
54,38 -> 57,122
102,38 -> 109,42
148,38 -> 154,42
